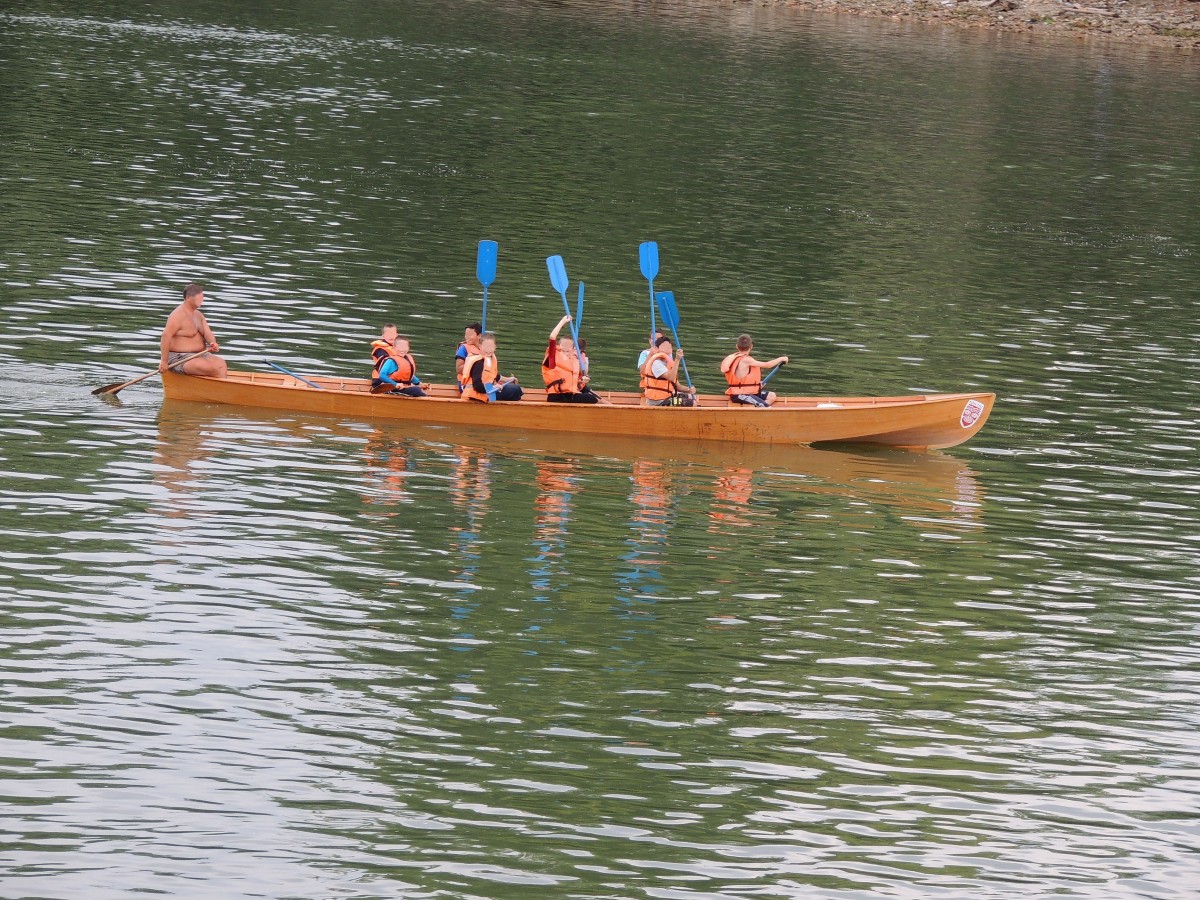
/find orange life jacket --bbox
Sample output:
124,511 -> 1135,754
456,340 -> 481,391
372,340 -> 417,384
460,352 -> 499,402
389,352 -> 416,384
640,349 -> 678,403
541,344 -> 581,395
371,340 -> 393,378
457,341 -> 480,365
721,350 -> 761,396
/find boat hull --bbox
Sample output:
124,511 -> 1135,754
161,370 -> 994,450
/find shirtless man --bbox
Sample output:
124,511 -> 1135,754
159,283 -> 228,377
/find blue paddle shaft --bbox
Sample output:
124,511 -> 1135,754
266,360 -> 323,390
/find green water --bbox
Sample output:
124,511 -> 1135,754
1,1 -> 1198,896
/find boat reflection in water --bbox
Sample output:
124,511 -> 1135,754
156,401 -> 983,574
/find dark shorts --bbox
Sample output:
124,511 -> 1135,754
731,392 -> 770,407
547,389 -> 600,404
496,383 -> 523,402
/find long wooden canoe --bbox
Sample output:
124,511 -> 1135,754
161,369 -> 995,450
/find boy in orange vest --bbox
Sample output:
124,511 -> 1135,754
720,334 -> 787,407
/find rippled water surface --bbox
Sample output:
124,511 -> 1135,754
2,1 -> 1199,896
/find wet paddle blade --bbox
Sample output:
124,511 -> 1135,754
546,255 -> 568,297
655,291 -> 679,334
638,241 -> 659,281
92,349 -> 211,396
476,240 -> 498,287
576,282 -> 585,328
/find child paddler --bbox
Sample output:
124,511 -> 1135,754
454,322 -> 482,391
542,315 -> 602,404
720,334 -> 788,407
460,332 -> 522,403
639,335 -> 695,407
370,325 -> 427,396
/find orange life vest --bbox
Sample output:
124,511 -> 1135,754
389,352 -> 416,384
372,340 -> 417,384
721,350 -> 761,396
640,349 -> 678,403
371,340 -> 393,378
457,340 -> 480,365
460,352 -> 499,402
541,343 -> 581,395
456,340 -> 481,391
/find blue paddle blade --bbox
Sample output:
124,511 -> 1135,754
576,282 -> 584,328
546,255 -> 569,297
476,240 -> 498,287
639,241 -> 659,281
655,290 -> 679,333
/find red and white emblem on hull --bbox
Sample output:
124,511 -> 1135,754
960,399 -> 985,429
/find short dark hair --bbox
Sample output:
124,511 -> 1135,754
656,336 -> 673,349
183,283 -> 204,300
578,339 -> 587,352
382,322 -> 397,332
737,334 -> 753,351
466,322 -> 482,335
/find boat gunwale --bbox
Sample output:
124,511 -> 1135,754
213,369 -> 987,413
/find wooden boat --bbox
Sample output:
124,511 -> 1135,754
158,401 -> 983,521
161,369 -> 995,450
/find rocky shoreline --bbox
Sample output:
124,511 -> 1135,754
761,0 -> 1200,49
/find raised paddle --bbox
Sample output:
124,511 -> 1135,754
476,239 -> 498,331
654,290 -> 695,391
92,349 -> 210,396
545,255 -> 583,355
575,281 -> 585,329
638,241 -> 659,340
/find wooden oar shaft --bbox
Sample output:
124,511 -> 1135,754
92,349 -> 210,396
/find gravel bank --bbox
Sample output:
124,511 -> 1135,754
759,0 -> 1200,49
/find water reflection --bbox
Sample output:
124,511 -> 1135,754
620,457 -> 674,602
361,425 -> 416,511
530,455 -> 580,602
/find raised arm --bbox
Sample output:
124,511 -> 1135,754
549,315 -> 572,341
